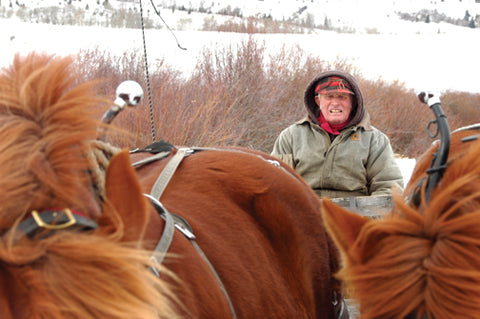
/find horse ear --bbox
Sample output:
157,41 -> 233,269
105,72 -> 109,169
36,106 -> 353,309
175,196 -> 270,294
321,198 -> 369,255
104,149 -> 149,242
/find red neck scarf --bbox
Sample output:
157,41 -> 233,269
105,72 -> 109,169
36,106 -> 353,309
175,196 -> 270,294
318,113 -> 348,135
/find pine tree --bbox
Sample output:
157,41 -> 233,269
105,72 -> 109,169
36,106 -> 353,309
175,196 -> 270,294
469,17 -> 476,28
324,16 -> 330,30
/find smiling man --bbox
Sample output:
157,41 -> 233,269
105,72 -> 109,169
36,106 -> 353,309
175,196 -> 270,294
271,70 -> 404,198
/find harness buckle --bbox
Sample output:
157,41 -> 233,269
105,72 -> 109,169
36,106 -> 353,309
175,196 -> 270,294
178,147 -> 195,157
174,223 -> 196,240
31,209 -> 76,230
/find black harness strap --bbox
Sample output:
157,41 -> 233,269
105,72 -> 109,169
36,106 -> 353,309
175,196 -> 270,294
16,209 -> 98,239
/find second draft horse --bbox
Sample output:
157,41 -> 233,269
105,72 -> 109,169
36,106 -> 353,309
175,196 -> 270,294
322,96 -> 480,318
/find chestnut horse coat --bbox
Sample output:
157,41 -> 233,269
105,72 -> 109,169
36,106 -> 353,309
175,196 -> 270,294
132,146 -> 342,318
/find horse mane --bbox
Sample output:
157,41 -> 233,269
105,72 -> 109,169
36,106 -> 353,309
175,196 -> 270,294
0,53 -> 177,318
340,138 -> 480,318
0,53 -> 103,225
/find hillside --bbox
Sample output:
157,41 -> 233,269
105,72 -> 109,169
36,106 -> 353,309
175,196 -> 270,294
1,0 -> 479,34
2,0 -> 479,94
1,0 -> 479,162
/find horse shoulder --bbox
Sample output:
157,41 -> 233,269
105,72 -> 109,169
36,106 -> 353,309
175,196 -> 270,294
133,147 -> 338,318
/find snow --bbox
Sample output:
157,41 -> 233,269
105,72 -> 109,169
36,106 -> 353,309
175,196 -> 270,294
1,0 -> 477,184
2,18 -> 479,94
396,157 -> 416,186
1,0 -> 479,94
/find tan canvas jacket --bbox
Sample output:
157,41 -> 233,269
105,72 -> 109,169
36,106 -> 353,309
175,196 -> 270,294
271,70 -> 404,198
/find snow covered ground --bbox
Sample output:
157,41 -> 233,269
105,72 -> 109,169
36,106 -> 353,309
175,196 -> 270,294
1,15 -> 479,94
396,157 -> 416,186
2,0 -> 477,183
0,18 -> 419,184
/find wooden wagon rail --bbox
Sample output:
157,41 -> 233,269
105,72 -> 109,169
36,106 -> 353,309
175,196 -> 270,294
329,194 -> 393,219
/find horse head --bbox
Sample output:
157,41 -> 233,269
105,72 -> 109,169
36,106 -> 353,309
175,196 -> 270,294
0,53 -> 176,318
321,93 -> 480,318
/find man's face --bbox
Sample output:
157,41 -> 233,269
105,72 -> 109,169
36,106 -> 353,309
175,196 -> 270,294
315,92 -> 353,125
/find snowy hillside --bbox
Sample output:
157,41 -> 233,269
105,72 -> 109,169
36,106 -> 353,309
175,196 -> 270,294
1,0 -> 479,94
3,0 -> 480,33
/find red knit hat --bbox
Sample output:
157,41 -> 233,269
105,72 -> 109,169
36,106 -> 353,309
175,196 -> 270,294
315,76 -> 354,95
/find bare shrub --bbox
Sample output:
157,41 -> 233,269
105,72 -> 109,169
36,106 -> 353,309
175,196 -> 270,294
75,47 -> 183,148
441,91 -> 480,129
360,79 -> 433,157
76,40 -> 480,158
202,15 -> 307,34
202,16 -> 218,31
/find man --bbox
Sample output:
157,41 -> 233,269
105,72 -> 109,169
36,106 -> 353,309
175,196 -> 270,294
271,70 -> 404,198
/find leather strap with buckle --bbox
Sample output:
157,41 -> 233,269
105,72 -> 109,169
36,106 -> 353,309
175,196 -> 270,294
17,208 -> 98,239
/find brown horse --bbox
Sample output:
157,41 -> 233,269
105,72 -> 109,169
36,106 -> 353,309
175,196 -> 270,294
0,53 -> 178,319
322,122 -> 480,318
0,52 -> 344,318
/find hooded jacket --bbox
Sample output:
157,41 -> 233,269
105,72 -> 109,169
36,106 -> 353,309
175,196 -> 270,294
271,70 -> 404,198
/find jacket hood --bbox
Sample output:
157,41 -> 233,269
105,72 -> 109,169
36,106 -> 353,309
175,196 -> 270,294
304,70 -> 367,128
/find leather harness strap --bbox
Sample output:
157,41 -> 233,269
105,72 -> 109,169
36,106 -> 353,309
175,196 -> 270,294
131,151 -> 171,168
150,147 -> 193,199
142,147 -> 237,319
148,198 -> 176,271
145,194 -> 237,319
15,209 -> 98,239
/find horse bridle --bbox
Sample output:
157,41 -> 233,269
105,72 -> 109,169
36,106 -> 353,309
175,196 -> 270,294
14,208 -> 98,240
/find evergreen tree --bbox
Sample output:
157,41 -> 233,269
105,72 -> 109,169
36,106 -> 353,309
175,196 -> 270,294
469,17 -> 476,28
324,16 -> 330,30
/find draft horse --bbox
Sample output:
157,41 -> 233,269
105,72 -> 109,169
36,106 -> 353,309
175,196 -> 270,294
322,94 -> 480,318
0,52 -> 345,318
